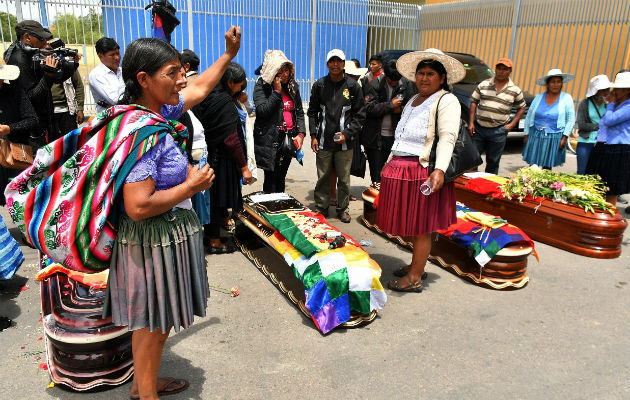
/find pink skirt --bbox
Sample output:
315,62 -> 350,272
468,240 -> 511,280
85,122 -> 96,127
376,156 -> 456,236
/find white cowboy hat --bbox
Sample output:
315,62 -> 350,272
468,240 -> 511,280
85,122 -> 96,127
585,74 -> 611,97
535,68 -> 575,85
0,64 -> 20,83
344,61 -> 367,78
396,48 -> 466,85
610,71 -> 630,89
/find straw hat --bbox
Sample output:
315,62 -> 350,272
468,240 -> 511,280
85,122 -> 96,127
585,74 -> 611,97
535,68 -> 575,85
0,64 -> 20,83
344,61 -> 367,78
610,71 -> 630,89
396,48 -> 466,85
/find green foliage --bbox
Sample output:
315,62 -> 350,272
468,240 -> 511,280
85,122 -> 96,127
0,11 -> 19,42
50,10 -> 103,45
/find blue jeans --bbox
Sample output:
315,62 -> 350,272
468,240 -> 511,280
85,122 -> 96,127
576,142 -> 594,175
472,122 -> 507,175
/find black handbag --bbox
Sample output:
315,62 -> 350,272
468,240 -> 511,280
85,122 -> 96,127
428,94 -> 482,182
350,138 -> 367,178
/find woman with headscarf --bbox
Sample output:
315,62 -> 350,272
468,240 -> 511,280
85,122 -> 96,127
585,71 -> 630,206
253,50 -> 306,193
522,68 -> 576,169
193,62 -> 253,253
575,75 -> 610,174
376,49 -> 465,293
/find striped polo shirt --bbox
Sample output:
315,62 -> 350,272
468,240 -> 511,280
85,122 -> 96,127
471,78 -> 526,128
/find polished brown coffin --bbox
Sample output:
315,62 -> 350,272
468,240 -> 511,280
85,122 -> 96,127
454,176 -> 627,259
362,188 -> 532,290
39,256 -> 133,391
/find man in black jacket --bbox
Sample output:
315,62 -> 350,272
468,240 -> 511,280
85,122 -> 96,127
4,20 -> 77,148
307,49 -> 365,222
363,59 -> 415,185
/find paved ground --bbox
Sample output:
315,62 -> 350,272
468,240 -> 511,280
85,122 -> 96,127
1,140 -> 629,399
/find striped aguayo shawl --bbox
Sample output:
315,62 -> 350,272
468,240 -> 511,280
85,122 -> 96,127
4,105 -> 187,273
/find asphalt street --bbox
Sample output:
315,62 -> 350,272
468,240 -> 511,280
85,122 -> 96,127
1,139 -> 629,399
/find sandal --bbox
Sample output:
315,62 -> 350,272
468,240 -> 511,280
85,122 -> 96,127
388,279 -> 423,293
207,244 -> 236,254
130,377 -> 189,399
222,218 -> 236,232
393,265 -> 428,279
330,199 -> 338,207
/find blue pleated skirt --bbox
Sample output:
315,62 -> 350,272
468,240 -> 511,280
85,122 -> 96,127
522,129 -> 566,168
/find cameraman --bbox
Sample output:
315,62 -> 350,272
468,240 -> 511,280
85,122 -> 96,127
3,20 -> 77,148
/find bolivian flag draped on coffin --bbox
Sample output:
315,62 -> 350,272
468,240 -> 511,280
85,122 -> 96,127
263,210 -> 386,334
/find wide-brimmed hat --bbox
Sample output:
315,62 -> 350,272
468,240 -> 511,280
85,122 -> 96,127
610,71 -> 630,89
396,48 -> 466,85
344,61 -> 367,78
585,74 -> 611,97
535,68 -> 575,85
0,64 -> 20,83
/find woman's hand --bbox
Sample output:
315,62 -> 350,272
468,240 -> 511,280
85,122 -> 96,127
294,134 -> 304,150
241,166 -> 253,185
186,164 -> 215,193
224,26 -> 241,59
559,135 -> 567,150
273,76 -> 282,92
426,169 -> 445,193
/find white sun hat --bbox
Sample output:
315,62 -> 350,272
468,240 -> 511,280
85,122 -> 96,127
344,61 -> 368,78
610,71 -> 630,89
585,74 -> 611,97
536,68 -> 575,85
395,48 -> 466,85
0,64 -> 20,83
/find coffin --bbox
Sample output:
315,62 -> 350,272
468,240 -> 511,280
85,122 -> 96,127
39,256 -> 133,390
233,193 -> 386,333
454,175 -> 627,259
362,187 -> 533,290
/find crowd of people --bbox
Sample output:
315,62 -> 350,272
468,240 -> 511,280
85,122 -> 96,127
1,18 -> 629,399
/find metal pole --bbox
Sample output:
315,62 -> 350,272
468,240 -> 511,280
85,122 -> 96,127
186,0 -> 194,50
508,0 -> 522,60
38,0 -> 48,27
309,0 -> 318,84
15,0 -> 23,22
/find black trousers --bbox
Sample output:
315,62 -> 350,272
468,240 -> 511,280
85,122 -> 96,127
263,152 -> 292,193
52,112 -> 78,142
365,146 -> 382,183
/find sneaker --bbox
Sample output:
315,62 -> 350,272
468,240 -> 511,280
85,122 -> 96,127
338,211 -> 351,223
618,195 -> 628,204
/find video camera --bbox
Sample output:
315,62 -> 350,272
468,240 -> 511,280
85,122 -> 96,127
24,38 -> 78,77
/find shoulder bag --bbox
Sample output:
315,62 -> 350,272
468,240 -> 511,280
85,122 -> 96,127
0,138 -> 34,170
428,94 -> 482,182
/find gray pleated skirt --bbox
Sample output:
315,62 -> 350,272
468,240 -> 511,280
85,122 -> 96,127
103,209 -> 210,333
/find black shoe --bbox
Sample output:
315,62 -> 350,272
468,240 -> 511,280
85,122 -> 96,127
206,243 -> 236,254
338,211 -> 351,223
317,208 -> 329,218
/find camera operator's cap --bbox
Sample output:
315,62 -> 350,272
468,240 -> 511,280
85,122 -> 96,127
326,49 -> 345,62
0,64 -> 20,83
585,74 -> 611,97
496,58 -> 513,68
15,20 -> 53,40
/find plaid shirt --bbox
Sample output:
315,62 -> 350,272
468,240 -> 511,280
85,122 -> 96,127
471,78 -> 526,128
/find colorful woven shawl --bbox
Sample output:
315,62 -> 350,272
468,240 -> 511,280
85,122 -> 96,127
4,105 -> 187,273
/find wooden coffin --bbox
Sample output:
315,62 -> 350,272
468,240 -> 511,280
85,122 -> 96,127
233,194 -> 378,330
454,175 -> 627,259
39,256 -> 133,391
362,187 -> 532,290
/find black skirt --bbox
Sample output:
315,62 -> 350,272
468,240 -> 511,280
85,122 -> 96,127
585,143 -> 630,195
211,154 -> 243,210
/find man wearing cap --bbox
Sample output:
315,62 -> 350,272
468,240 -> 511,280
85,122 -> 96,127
89,37 -> 124,113
468,58 -> 526,174
4,20 -> 77,148
307,49 -> 365,222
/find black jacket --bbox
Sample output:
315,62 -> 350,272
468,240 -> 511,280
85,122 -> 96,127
4,41 -> 75,147
253,78 -> 305,171
0,81 -> 38,145
363,76 -> 415,149
307,75 -> 365,152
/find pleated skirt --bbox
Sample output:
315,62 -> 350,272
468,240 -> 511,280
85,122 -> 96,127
103,209 -> 210,333
376,156 -> 456,237
522,129 -> 566,167
585,143 -> 630,195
